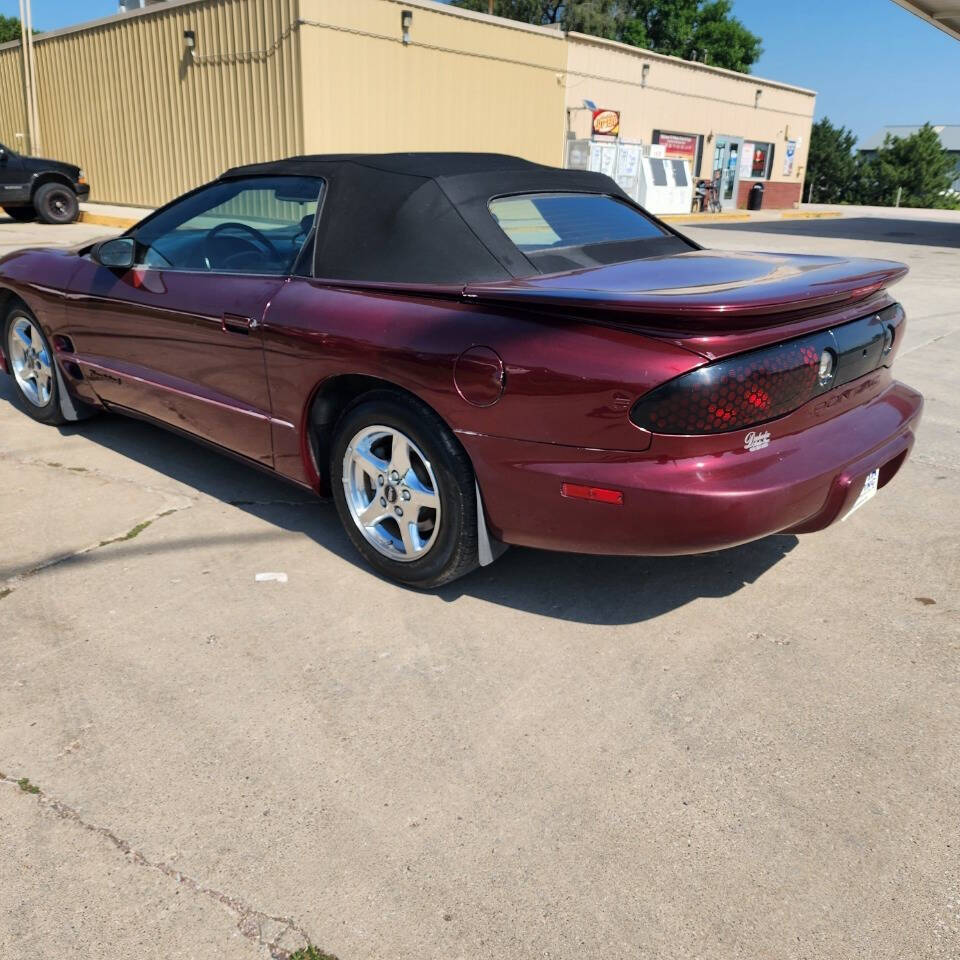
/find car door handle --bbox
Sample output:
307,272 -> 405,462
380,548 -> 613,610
221,313 -> 260,335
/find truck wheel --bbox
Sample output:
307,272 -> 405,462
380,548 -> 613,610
34,183 -> 80,225
2,206 -> 37,223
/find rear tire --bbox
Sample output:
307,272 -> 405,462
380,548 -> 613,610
3,304 -> 67,425
2,206 -> 37,223
330,390 -> 479,588
34,183 -> 80,225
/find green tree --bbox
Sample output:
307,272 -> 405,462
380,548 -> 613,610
805,118 -> 858,204
451,1 -> 762,73
450,1 -> 616,34
617,1 -> 761,72
855,124 -> 959,209
0,14 -> 24,44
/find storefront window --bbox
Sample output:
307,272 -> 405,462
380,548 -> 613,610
739,141 -> 773,179
652,130 -> 703,177
751,142 -> 771,178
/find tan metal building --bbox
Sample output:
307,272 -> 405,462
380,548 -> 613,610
564,33 -> 815,210
0,0 -> 814,209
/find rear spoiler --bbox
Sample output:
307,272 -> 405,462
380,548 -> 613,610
461,251 -> 908,330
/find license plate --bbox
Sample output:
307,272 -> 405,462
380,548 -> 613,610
843,468 -> 879,520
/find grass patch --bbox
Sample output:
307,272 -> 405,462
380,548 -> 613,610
17,777 -> 40,794
100,520 -> 152,547
98,510 -> 178,548
118,520 -> 152,542
289,948 -> 340,960
0,588 -> 11,601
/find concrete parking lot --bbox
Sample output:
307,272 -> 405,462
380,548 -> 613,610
1,208 -> 958,960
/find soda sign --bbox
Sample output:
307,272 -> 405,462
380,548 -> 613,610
592,109 -> 620,137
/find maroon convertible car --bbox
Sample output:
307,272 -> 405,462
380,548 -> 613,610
0,153 -> 922,587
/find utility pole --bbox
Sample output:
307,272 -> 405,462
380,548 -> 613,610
18,0 -> 41,155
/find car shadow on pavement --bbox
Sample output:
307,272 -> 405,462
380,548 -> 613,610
3,383 -> 796,625
436,535 -> 797,625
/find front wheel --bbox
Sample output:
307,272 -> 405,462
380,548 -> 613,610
34,183 -> 80,225
3,305 -> 67,425
330,391 -> 479,588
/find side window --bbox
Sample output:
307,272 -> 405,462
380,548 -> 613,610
134,176 -> 323,275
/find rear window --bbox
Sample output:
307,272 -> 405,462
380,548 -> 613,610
489,193 -> 666,253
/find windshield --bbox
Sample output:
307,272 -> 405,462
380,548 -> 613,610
489,193 -> 667,253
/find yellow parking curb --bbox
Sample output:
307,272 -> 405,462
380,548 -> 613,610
79,211 -> 139,229
665,209 -> 846,224
780,211 -> 843,220
663,212 -> 752,223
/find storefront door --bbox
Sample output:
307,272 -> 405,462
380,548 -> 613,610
712,136 -> 743,211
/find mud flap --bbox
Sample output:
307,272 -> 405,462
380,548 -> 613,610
476,481 -> 508,567
55,361 -> 89,422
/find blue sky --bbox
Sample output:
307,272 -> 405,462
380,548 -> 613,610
729,0 -> 955,140
3,0 -> 956,142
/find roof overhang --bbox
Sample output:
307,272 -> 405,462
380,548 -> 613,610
890,0 -> 960,40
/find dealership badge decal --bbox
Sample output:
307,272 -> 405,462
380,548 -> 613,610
743,430 -> 771,452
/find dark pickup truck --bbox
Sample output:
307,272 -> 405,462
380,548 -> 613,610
0,141 -> 89,224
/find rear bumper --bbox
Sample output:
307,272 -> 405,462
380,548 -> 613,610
462,377 -> 923,556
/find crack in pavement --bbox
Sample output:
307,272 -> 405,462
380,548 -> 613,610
0,456 -> 325,600
0,500 -> 195,595
902,332 -> 959,357
1,455 -> 324,510
0,452 -> 204,502
1,771 -> 314,959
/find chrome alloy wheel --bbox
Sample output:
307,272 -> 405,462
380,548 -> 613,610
342,425 -> 442,562
8,316 -> 53,407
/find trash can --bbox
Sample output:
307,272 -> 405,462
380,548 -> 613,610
747,182 -> 765,210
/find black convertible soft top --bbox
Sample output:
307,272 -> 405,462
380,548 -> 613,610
221,152 -> 690,285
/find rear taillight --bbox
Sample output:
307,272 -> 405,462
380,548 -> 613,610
631,332 -> 829,434
630,305 -> 904,436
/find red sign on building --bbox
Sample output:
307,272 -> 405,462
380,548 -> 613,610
591,109 -> 621,137
656,132 -> 699,162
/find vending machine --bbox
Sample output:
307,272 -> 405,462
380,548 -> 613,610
566,139 -> 693,215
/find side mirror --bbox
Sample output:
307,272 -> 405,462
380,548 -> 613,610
0,148 -> 7,164
93,237 -> 136,270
